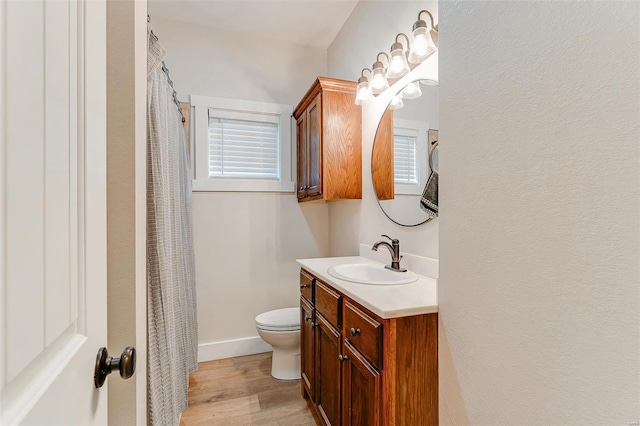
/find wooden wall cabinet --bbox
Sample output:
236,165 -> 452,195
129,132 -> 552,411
371,109 -> 394,201
299,269 -> 438,426
294,77 -> 362,203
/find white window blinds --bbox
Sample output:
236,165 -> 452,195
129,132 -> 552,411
394,134 -> 419,184
208,115 -> 280,179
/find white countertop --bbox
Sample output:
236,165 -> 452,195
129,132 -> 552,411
296,256 -> 438,319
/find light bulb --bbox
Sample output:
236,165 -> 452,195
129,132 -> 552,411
389,95 -> 404,110
400,81 -> 422,99
370,62 -> 389,95
355,78 -> 371,105
409,25 -> 437,64
387,43 -> 410,79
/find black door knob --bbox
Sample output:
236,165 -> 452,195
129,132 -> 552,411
94,346 -> 136,388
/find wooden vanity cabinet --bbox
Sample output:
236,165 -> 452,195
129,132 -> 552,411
300,296 -> 316,400
342,341 -> 380,426
300,268 -> 438,426
316,314 -> 342,425
294,77 -> 362,203
300,270 -> 316,402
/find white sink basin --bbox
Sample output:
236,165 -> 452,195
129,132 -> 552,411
327,263 -> 417,285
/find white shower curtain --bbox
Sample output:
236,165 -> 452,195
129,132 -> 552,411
147,24 -> 198,425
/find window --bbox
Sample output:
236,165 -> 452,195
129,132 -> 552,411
191,95 -> 294,192
394,133 -> 419,185
208,116 -> 279,179
394,120 -> 430,195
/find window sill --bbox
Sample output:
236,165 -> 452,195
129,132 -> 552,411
395,183 -> 423,196
192,179 -> 295,193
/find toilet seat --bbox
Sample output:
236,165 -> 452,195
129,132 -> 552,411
255,308 -> 300,332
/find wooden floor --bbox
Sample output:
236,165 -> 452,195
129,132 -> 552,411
179,352 -> 321,426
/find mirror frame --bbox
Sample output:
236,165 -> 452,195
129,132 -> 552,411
371,74 -> 438,227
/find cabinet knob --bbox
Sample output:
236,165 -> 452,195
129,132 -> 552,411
300,284 -> 309,289
304,315 -> 312,322
350,328 -> 361,337
311,322 -> 318,328
338,354 -> 348,362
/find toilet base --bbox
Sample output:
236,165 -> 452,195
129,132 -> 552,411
256,327 -> 301,381
271,345 -> 301,380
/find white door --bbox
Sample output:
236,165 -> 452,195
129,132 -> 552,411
1,1 -> 110,424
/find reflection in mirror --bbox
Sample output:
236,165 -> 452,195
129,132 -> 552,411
372,79 -> 438,226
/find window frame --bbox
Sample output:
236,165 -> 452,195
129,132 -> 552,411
190,94 -> 294,192
394,119 -> 430,196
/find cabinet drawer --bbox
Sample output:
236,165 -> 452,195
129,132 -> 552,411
300,270 -> 314,303
315,280 -> 341,328
344,302 -> 383,369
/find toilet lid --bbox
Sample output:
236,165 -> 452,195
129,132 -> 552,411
255,307 -> 300,330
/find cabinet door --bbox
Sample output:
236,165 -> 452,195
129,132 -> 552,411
342,342 -> 381,426
296,113 -> 308,200
306,93 -> 322,199
316,313 -> 341,426
300,297 -> 316,401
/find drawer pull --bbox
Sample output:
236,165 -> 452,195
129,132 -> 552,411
338,354 -> 348,362
311,323 -> 317,328
300,284 -> 310,289
304,315 -> 312,322
350,327 -> 361,337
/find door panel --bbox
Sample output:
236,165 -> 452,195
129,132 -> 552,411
44,0 -> 74,347
316,314 -> 340,426
342,342 -> 380,426
306,94 -> 322,198
296,114 -> 307,199
4,0 -> 47,380
301,297 -> 315,401
1,1 -> 108,424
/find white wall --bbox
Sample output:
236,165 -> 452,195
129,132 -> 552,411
149,15 -> 329,359
150,16 -> 327,106
327,0 -> 439,259
439,2 -> 640,424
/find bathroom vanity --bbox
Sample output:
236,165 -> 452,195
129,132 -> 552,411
297,257 -> 438,426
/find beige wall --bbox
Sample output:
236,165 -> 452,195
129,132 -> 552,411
326,0 -> 439,259
148,15 -> 329,357
439,1 -> 640,423
106,0 -> 147,424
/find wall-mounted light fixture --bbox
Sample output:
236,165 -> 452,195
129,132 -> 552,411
387,34 -> 411,79
355,8 -> 438,106
409,10 -> 438,64
400,81 -> 422,99
389,95 -> 404,110
355,68 -> 372,105
370,52 -> 390,95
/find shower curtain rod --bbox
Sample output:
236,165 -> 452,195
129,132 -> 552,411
148,15 -> 184,121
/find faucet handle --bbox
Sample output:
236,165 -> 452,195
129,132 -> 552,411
381,234 -> 399,244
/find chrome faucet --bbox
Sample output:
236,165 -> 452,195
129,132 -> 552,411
372,235 -> 406,272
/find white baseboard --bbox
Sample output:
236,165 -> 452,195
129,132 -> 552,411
198,336 -> 272,363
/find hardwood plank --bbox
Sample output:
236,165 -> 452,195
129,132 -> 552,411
180,353 -> 321,426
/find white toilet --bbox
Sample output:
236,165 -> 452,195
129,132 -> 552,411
255,307 -> 301,380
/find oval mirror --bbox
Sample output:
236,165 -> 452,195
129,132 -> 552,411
372,78 -> 438,226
